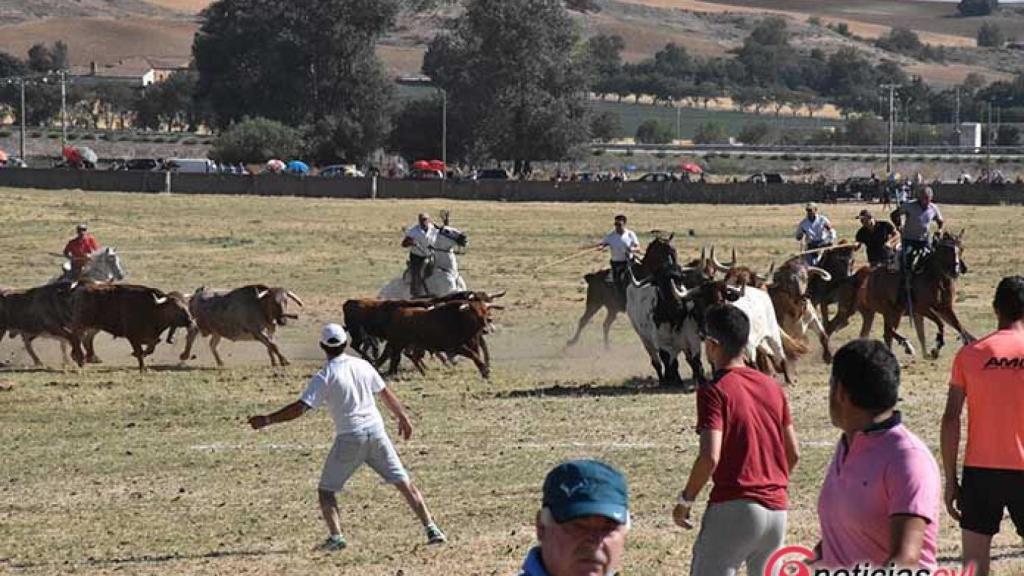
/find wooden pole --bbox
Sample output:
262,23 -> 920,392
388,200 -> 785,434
535,246 -> 605,273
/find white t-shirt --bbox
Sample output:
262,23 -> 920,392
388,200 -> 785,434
795,215 -> 836,245
603,228 -> 640,262
300,355 -> 386,436
405,224 -> 439,257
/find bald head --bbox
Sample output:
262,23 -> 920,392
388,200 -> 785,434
418,213 -> 432,229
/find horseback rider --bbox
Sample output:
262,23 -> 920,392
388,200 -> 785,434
892,186 -> 944,274
63,223 -> 101,280
794,203 -> 835,265
401,213 -> 439,298
854,209 -> 900,270
597,214 -> 640,303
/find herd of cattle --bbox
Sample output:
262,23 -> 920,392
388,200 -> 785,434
568,229 -> 970,388
0,277 -> 505,376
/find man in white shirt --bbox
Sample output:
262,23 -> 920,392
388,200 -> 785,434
795,203 -> 836,265
401,213 -> 439,297
248,324 -> 447,550
598,214 -> 641,302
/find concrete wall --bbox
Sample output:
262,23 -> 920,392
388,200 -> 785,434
1,168 -> 1022,205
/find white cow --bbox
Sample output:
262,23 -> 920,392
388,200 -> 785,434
731,286 -> 794,384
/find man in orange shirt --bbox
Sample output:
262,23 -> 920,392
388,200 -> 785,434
941,275 -> 1024,576
63,223 -> 101,279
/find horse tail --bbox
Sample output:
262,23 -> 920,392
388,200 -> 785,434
781,330 -> 809,359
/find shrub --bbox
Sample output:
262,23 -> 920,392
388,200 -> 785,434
0,130 -> 11,138
958,0 -> 998,17
693,121 -> 728,145
635,119 -> 674,144
977,22 -> 1004,47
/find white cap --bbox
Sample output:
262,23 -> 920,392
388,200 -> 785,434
319,323 -> 348,347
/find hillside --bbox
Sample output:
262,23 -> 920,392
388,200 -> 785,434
0,0 -> 1021,85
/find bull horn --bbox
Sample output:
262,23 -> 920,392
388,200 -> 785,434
458,303 -> 470,311
958,228 -> 965,240
710,246 -> 732,273
487,290 -> 507,300
807,267 -> 833,282
486,304 -> 506,311
153,293 -> 168,305
670,278 -> 689,300
286,290 -> 304,307
627,263 -> 645,287
700,246 -> 707,272
730,247 -> 737,266
667,232 -> 674,242
255,288 -> 269,299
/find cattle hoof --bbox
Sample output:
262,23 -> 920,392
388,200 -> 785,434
929,349 -> 941,360
822,352 -> 833,365
86,356 -> 103,364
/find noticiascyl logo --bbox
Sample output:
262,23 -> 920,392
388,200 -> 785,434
764,545 -> 978,576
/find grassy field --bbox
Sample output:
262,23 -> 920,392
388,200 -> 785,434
1,189 -> 1022,575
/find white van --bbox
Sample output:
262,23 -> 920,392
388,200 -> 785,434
165,158 -> 216,174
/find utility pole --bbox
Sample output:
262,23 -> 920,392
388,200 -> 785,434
675,104 -> 681,143
59,70 -> 67,150
19,77 -> 27,161
441,88 -> 447,169
986,101 -> 993,167
882,84 -> 898,175
954,86 -> 961,146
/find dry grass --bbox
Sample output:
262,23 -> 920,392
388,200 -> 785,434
1,189 -> 1023,575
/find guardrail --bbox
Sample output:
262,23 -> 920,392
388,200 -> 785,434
1,168 -> 1022,205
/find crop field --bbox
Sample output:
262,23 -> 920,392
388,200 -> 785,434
1,189 -> 1022,575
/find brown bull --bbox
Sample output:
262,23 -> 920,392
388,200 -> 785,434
767,258 -> 833,364
71,283 -> 193,372
829,231 -> 974,358
0,282 -> 84,367
180,285 -> 304,367
377,300 -> 496,379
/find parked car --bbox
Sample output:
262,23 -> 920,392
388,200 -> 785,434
475,168 -> 511,180
748,172 -> 785,184
407,168 -> 445,180
320,164 -> 366,178
112,158 -> 162,171
637,172 -> 678,183
165,158 -> 216,174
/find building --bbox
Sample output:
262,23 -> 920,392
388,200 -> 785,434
71,57 -> 190,87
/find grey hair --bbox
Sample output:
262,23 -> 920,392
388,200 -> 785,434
539,507 -> 631,531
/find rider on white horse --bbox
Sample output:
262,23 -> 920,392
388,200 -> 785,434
402,213 -> 439,298
63,223 -> 101,280
380,215 -> 467,300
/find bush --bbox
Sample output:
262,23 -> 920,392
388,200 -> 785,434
693,121 -> 728,145
0,130 -> 11,138
737,122 -> 776,145
958,0 -> 998,17
210,117 -> 303,164
977,22 -> 1004,47
590,110 -> 622,142
635,119 -> 674,144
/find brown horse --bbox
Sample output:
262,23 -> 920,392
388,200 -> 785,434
829,230 -> 974,358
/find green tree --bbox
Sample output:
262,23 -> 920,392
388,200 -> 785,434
194,0 -> 399,162
26,41 -> 68,73
590,110 -> 621,141
738,122 -> 776,145
875,27 -> 923,55
693,122 -> 728,144
635,119 -> 673,144
210,117 -> 303,163
423,0 -> 589,167
133,70 -> 200,131
841,115 -> 886,145
977,22 -> 1005,47
388,97 -> 444,161
958,0 -> 998,16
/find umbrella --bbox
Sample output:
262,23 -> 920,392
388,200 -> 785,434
427,159 -> 446,172
62,146 -> 83,167
411,160 -> 431,171
680,162 -> 703,174
286,160 -> 310,174
0,149 -> 7,163
78,146 -> 99,165
265,159 -> 286,173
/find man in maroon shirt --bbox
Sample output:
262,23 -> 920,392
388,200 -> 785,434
672,304 -> 800,576
63,223 -> 100,279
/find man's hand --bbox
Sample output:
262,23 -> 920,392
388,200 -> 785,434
944,480 -> 962,521
672,501 -> 694,529
397,414 -> 413,440
248,415 -> 269,430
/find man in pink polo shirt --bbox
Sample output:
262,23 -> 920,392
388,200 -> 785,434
815,339 -> 941,570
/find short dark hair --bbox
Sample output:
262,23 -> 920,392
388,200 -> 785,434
705,304 -> 749,358
320,342 -> 347,358
831,340 -> 900,413
614,214 -> 627,224
994,276 -> 1024,322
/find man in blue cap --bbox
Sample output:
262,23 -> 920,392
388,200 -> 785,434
520,459 -> 630,576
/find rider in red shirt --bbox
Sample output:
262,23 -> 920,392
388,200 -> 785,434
63,224 -> 100,278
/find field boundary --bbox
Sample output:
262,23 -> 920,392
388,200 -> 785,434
1,168 -> 1023,205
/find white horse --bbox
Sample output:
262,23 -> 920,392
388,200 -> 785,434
52,247 -> 127,284
379,226 -> 469,299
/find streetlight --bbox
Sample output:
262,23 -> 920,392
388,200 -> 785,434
881,84 -> 899,176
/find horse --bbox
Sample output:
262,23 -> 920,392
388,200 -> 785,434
52,247 -> 126,284
829,230 -> 975,358
379,226 -> 468,300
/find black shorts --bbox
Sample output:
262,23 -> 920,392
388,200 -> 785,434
960,466 -> 1024,536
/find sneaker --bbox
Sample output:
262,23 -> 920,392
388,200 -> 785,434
425,524 -> 447,545
316,535 -> 347,552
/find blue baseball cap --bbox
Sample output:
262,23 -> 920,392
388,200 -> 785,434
542,460 -> 629,524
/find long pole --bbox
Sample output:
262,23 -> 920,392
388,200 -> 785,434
676,104 -> 681,143
954,86 -> 961,146
441,88 -> 447,169
59,70 -> 67,149
19,77 -> 26,161
882,84 -> 897,176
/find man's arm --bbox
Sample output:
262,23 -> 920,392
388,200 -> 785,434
248,400 -> 309,430
401,236 -> 415,248
378,387 -> 413,440
886,515 -> 929,567
673,429 -> 722,529
783,424 -> 800,471
940,386 -> 966,521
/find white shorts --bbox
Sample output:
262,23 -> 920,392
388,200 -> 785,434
318,424 -> 408,492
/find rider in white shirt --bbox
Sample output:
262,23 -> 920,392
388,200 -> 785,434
401,213 -> 439,297
598,214 -> 641,301
795,203 -> 836,265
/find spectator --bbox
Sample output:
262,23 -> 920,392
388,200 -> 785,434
814,340 -> 941,569
673,304 -> 799,576
520,459 -> 630,576
941,276 -> 1024,576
